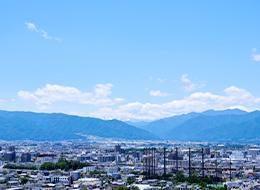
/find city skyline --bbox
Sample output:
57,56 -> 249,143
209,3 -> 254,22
1,2 -> 260,189
1,1 -> 260,120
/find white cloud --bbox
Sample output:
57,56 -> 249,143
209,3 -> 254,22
94,84 -> 113,97
0,99 -> 6,104
156,78 -> 167,83
16,83 -> 260,121
18,83 -> 123,110
252,48 -> 260,62
0,98 -> 15,105
25,22 -> 38,32
40,30 -> 61,41
25,21 -> 61,41
149,77 -> 167,83
149,90 -> 170,97
181,74 -> 204,92
90,86 -> 260,121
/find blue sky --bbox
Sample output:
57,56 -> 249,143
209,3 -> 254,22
1,1 -> 260,120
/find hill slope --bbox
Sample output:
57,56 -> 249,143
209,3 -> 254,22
139,112 -> 200,138
141,109 -> 260,142
1,109 -> 260,142
0,110 -> 157,141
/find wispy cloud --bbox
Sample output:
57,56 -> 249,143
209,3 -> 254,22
252,48 -> 260,62
149,90 -> 170,97
156,78 -> 167,83
25,21 -> 61,42
181,74 -> 204,92
149,76 -> 167,83
25,22 -> 38,32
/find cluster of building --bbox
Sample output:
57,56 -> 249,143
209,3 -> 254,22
1,140 -> 260,189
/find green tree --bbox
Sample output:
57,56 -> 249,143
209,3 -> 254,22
127,177 -> 135,185
20,177 -> 28,185
173,171 -> 185,183
117,187 -> 128,190
40,158 -> 90,171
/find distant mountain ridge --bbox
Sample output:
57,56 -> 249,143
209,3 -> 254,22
0,110 -> 157,141
1,109 -> 260,142
202,109 -> 247,116
140,109 -> 260,142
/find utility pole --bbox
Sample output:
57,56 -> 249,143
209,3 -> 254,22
215,151 -> 218,178
163,147 -> 166,176
175,147 -> 178,172
148,148 -> 151,178
202,148 -> 205,178
145,148 -> 148,178
229,158 -> 232,181
143,148 -> 145,175
146,148 -> 151,178
189,148 -> 191,177
153,147 -> 156,176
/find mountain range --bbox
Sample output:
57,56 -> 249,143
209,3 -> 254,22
1,109 -> 260,142
0,110 -> 156,141
138,109 -> 260,142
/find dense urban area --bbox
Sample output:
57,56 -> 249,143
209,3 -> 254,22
1,139 -> 260,190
